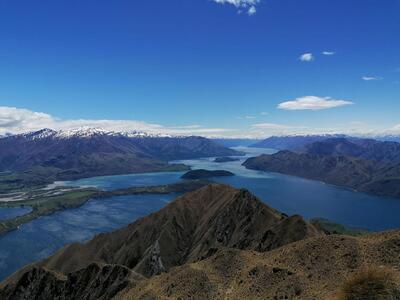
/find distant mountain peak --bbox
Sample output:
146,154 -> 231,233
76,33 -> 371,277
14,127 -> 176,140
21,128 -> 58,140
55,127 -> 119,139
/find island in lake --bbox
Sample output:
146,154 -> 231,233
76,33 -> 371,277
181,169 -> 235,179
213,157 -> 240,163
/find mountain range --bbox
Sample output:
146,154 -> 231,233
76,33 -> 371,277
250,134 -> 346,150
0,128 -> 241,183
251,134 -> 400,152
1,184 -> 399,299
304,137 -> 400,162
244,137 -> 400,198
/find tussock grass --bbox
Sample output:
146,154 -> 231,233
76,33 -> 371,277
336,266 -> 400,300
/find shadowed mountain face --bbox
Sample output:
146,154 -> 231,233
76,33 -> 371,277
243,150 -> 400,198
244,137 -> 400,199
0,129 -> 241,181
250,135 -> 346,151
251,136 -> 400,164
0,264 -> 143,300
0,184 -> 320,299
305,138 -> 400,163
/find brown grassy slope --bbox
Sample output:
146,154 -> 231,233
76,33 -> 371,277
117,231 -> 400,300
0,184 -> 320,300
336,266 -> 400,300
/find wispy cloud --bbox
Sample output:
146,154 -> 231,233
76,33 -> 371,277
299,53 -> 314,62
260,112 -> 269,116
247,6 -> 257,15
237,115 -> 256,120
0,106 -> 233,137
251,123 -> 291,129
248,122 -> 311,138
362,76 -> 382,81
322,51 -> 335,56
212,0 -> 260,15
278,96 -> 354,111
3,107 -> 398,140
392,124 -> 400,132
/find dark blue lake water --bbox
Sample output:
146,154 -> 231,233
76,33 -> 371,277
0,146 -> 399,281
0,194 -> 175,281
0,207 -> 32,221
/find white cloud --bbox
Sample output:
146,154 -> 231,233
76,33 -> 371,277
260,112 -> 269,116
2,107 -> 398,140
212,0 -> 260,15
390,124 -> 400,131
248,122 -> 312,138
236,115 -> 256,120
299,53 -> 314,62
0,106 -> 233,137
251,123 -> 291,129
0,107 -> 55,131
277,96 -> 354,111
322,51 -> 335,56
247,6 -> 256,15
362,76 -> 382,81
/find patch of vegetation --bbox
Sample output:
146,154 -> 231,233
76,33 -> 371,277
310,218 -> 369,236
0,170 -> 55,194
336,266 -> 400,300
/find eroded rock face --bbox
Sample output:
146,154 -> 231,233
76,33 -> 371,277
0,263 -> 141,300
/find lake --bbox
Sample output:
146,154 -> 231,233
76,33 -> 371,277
0,207 -> 32,221
0,194 -> 175,281
0,146 -> 399,281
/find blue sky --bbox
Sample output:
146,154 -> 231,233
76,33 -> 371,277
0,0 -> 399,137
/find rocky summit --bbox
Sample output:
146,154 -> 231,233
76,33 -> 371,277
0,184 -> 319,299
2,184 -> 400,299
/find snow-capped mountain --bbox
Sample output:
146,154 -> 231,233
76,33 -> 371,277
9,128 -> 176,141
0,128 -> 242,181
5,129 -> 184,140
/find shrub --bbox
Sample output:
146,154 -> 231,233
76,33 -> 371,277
336,266 -> 400,300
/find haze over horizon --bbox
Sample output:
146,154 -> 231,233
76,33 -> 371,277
0,0 -> 399,138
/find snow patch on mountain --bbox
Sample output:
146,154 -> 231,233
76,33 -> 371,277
7,127 -> 178,140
